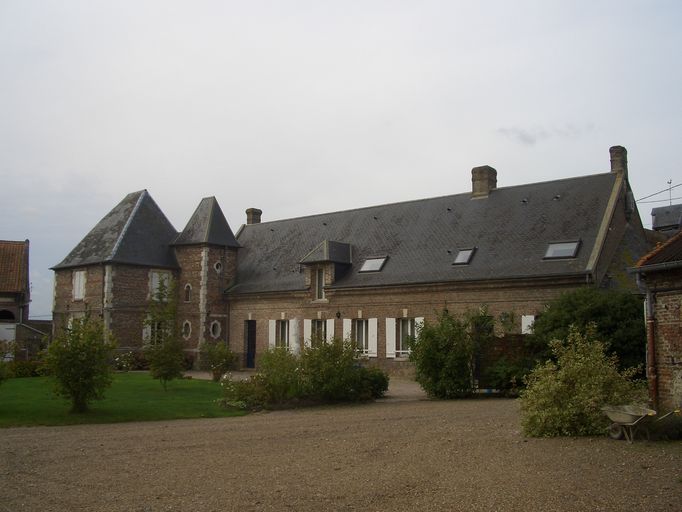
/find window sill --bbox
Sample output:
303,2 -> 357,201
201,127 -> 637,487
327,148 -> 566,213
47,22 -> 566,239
311,299 -> 329,304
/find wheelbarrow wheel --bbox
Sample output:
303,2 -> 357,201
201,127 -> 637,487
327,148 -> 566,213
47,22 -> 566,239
608,423 -> 625,440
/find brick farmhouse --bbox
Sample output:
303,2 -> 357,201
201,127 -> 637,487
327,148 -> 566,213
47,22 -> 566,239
52,146 -> 650,373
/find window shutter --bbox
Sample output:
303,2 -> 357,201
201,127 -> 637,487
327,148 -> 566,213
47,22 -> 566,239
385,318 -> 396,358
521,315 -> 535,335
268,320 -> 276,348
303,319 -> 312,348
142,318 -> 151,343
415,317 -> 424,337
290,319 -> 300,354
326,319 -> 335,341
342,319 -> 352,340
368,318 -> 378,358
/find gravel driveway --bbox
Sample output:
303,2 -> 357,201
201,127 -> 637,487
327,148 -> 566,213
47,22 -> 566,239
1,385 -> 681,511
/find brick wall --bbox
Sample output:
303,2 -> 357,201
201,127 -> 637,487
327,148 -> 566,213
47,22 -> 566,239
226,276 -> 584,372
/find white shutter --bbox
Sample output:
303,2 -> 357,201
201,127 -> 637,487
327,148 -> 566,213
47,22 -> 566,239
342,319 -> 352,341
415,317 -> 424,337
326,319 -> 335,341
385,318 -> 396,358
521,315 -> 535,335
368,318 -> 378,358
268,320 -> 276,348
142,317 -> 151,343
290,319 -> 300,354
303,319 -> 312,348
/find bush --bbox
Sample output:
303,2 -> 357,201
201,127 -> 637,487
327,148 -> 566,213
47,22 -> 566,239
529,287 -> 645,373
7,359 -> 43,378
409,310 -> 492,398
520,325 -> 645,437
44,317 -> 116,413
220,340 -> 390,410
113,351 -> 135,372
199,342 -> 237,381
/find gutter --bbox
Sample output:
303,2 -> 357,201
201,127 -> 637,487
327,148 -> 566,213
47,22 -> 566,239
628,260 -> 682,275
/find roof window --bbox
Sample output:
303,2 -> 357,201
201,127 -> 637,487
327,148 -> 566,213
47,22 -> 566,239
359,257 -> 387,272
544,241 -> 580,259
453,248 -> 476,265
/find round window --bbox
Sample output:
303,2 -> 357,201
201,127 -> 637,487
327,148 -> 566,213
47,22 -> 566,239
182,320 -> 192,340
210,321 -> 221,338
214,261 -> 223,273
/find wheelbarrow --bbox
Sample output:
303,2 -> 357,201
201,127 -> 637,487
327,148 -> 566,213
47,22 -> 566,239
602,405 -> 680,443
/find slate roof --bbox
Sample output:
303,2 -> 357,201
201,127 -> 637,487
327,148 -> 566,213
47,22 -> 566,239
53,190 -> 179,270
636,230 -> 682,268
229,172 -> 619,294
174,197 -> 240,247
299,241 -> 352,265
0,240 -> 29,293
651,204 -> 682,231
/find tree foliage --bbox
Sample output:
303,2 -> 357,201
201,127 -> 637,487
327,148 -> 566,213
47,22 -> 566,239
409,309 -> 493,398
44,316 -> 116,413
520,325 -> 645,437
529,287 -> 645,372
143,278 -> 184,390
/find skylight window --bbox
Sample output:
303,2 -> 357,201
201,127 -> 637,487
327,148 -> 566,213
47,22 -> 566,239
544,241 -> 580,259
453,248 -> 476,265
360,257 -> 387,272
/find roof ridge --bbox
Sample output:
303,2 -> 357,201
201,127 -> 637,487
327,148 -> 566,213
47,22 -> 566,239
108,190 -> 146,261
241,172 -> 615,227
636,229 -> 682,267
205,197 -> 215,244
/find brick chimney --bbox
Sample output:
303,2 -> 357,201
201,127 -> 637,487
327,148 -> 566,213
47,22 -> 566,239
609,145 -> 628,180
246,208 -> 262,224
471,165 -> 497,199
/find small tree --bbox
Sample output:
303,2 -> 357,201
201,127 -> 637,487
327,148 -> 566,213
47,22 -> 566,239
44,316 -> 116,413
409,309 -> 493,398
529,287 -> 645,372
520,325 -> 645,437
199,341 -> 237,381
144,277 -> 184,390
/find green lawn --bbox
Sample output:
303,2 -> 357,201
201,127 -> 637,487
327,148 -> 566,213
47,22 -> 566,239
0,372 -> 244,427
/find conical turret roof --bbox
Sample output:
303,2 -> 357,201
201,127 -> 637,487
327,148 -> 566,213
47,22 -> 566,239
174,197 -> 240,248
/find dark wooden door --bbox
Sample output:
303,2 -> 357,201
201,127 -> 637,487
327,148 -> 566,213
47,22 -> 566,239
245,320 -> 256,368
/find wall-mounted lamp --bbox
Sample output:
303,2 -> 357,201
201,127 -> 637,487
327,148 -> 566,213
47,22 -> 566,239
335,311 -> 341,319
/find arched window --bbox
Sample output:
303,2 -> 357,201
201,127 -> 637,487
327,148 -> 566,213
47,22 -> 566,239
0,310 -> 15,322
184,284 -> 192,302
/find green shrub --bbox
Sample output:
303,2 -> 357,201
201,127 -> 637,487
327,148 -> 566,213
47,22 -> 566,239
410,310 -> 492,398
300,338 -> 367,401
199,342 -> 237,381
7,359 -> 43,378
219,340 -> 390,409
529,287 -> 645,373
520,325 -> 645,437
113,351 -> 135,372
44,316 -> 116,413
259,347 -> 301,403
359,366 -> 390,399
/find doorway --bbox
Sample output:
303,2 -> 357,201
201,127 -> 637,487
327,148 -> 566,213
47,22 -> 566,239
245,320 -> 256,368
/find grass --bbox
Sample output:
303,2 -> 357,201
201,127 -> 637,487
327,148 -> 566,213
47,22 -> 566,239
0,372 -> 244,427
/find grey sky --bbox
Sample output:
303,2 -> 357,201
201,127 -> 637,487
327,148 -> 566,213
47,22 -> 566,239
1,1 -> 680,319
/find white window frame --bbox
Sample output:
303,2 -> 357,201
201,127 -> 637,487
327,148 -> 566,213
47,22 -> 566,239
359,257 -> 387,273
72,270 -> 86,301
182,320 -> 192,340
352,318 -> 369,354
276,320 -> 289,349
150,270 -> 171,301
210,320 -> 221,339
311,319 -> 326,343
521,315 -> 535,335
544,241 -> 580,259
315,268 -> 325,300
453,248 -> 476,265
387,316 -> 423,358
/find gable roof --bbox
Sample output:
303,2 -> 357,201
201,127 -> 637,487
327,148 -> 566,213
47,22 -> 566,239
0,240 -> 29,293
174,197 -> 240,247
229,172 -> 620,294
52,190 -> 179,270
636,229 -> 682,269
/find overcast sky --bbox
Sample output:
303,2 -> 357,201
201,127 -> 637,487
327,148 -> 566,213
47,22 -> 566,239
1,1 -> 680,319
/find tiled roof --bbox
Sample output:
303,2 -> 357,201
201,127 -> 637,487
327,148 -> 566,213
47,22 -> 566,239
0,240 -> 29,293
636,229 -> 682,268
174,197 -> 240,247
52,190 -> 179,270
229,172 -> 619,294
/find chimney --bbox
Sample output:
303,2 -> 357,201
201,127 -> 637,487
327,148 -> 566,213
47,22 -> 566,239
471,165 -> 497,198
609,145 -> 628,179
246,208 -> 262,225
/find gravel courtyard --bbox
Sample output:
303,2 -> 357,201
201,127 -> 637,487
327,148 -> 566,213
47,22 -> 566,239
2,386 -> 681,512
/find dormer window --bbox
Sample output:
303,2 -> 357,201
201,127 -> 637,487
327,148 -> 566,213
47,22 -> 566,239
453,248 -> 476,265
360,257 -> 387,273
545,241 -> 580,259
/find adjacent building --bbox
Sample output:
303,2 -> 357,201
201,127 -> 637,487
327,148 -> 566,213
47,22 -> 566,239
52,146 -> 650,373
